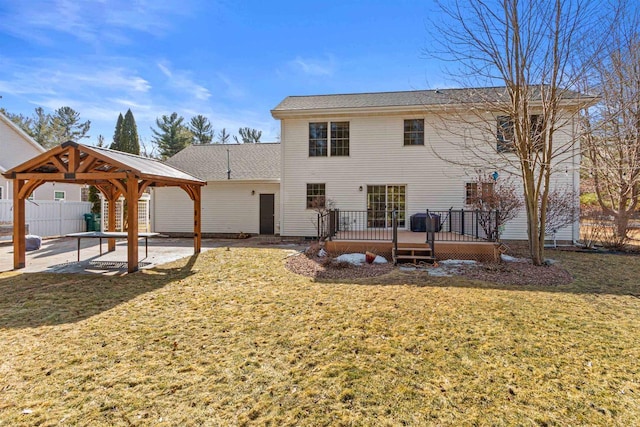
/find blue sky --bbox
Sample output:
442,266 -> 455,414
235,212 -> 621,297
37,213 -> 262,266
0,0 -> 450,146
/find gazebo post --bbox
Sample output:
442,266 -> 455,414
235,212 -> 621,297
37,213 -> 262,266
194,185 -> 201,254
12,179 -> 26,269
126,175 -> 139,273
107,193 -> 117,252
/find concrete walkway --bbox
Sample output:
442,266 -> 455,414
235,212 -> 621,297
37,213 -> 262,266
0,236 -> 305,275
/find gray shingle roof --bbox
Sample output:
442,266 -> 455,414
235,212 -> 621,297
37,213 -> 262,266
272,86 -> 595,113
88,145 -> 205,183
165,143 -> 280,181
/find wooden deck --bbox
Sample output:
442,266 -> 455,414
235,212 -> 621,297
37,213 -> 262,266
325,230 -> 501,263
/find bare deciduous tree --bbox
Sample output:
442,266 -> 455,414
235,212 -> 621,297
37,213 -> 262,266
426,0 -> 610,265
309,196 -> 336,242
581,9 -> 640,247
466,174 -> 523,240
544,186 -> 580,245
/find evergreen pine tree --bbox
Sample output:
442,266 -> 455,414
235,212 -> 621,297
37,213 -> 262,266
110,113 -> 124,150
217,128 -> 231,144
52,106 -> 91,145
151,112 -> 192,159
188,115 -> 214,144
233,127 -> 262,143
119,109 -> 140,154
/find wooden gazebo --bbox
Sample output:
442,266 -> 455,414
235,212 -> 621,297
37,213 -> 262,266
2,141 -> 206,273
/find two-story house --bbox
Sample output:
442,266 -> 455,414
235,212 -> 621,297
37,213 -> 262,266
155,87 -> 587,260
270,88 -> 587,244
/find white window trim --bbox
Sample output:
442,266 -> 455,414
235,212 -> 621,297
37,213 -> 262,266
403,118 -> 425,146
308,121 -> 350,157
54,190 -> 66,201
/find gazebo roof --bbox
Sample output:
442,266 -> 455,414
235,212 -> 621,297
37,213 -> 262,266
2,141 -> 205,186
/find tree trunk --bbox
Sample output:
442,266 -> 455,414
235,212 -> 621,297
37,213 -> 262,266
615,211 -> 630,245
525,199 -> 544,266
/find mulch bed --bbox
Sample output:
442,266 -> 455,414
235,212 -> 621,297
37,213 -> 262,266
285,254 -> 394,281
286,252 -> 574,286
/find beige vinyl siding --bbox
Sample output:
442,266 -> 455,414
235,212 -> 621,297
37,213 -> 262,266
280,113 -> 580,241
153,182 -> 280,234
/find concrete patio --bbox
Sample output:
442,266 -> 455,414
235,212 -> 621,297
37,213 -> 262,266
0,236 -> 305,275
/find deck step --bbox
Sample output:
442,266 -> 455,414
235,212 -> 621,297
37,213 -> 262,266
395,255 -> 436,260
396,246 -> 432,252
395,249 -> 432,255
393,245 -> 436,264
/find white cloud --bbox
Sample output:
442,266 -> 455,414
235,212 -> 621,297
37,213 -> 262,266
157,63 -> 173,78
0,0 -> 201,45
289,55 -> 336,76
0,59 -> 150,97
157,62 -> 211,101
216,73 -> 245,99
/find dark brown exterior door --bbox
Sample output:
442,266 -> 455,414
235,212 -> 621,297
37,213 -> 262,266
259,194 -> 275,235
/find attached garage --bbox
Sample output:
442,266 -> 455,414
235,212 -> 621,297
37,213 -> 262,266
153,143 -> 280,236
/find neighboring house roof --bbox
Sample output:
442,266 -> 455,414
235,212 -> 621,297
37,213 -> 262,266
165,143 -> 280,182
0,111 -> 46,154
271,86 -> 597,117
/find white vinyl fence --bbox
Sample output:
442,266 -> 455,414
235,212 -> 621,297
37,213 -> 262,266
0,200 -> 91,238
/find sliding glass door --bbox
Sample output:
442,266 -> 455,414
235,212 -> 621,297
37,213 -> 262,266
367,185 -> 406,228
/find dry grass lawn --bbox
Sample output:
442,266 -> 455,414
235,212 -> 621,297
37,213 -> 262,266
1,247 -> 639,426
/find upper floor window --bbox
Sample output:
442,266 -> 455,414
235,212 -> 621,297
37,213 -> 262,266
404,119 -> 424,146
497,114 -> 545,153
306,183 -> 326,208
54,191 -> 66,201
309,122 -> 328,157
330,122 -> 350,156
530,114 -> 545,151
309,122 -> 349,157
497,116 -> 515,152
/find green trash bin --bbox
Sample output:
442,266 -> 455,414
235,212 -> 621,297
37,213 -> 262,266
84,213 -> 96,232
93,214 -> 101,232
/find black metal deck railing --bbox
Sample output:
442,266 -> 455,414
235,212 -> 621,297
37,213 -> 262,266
318,210 -> 396,241
319,209 -> 500,243
426,209 -> 500,242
